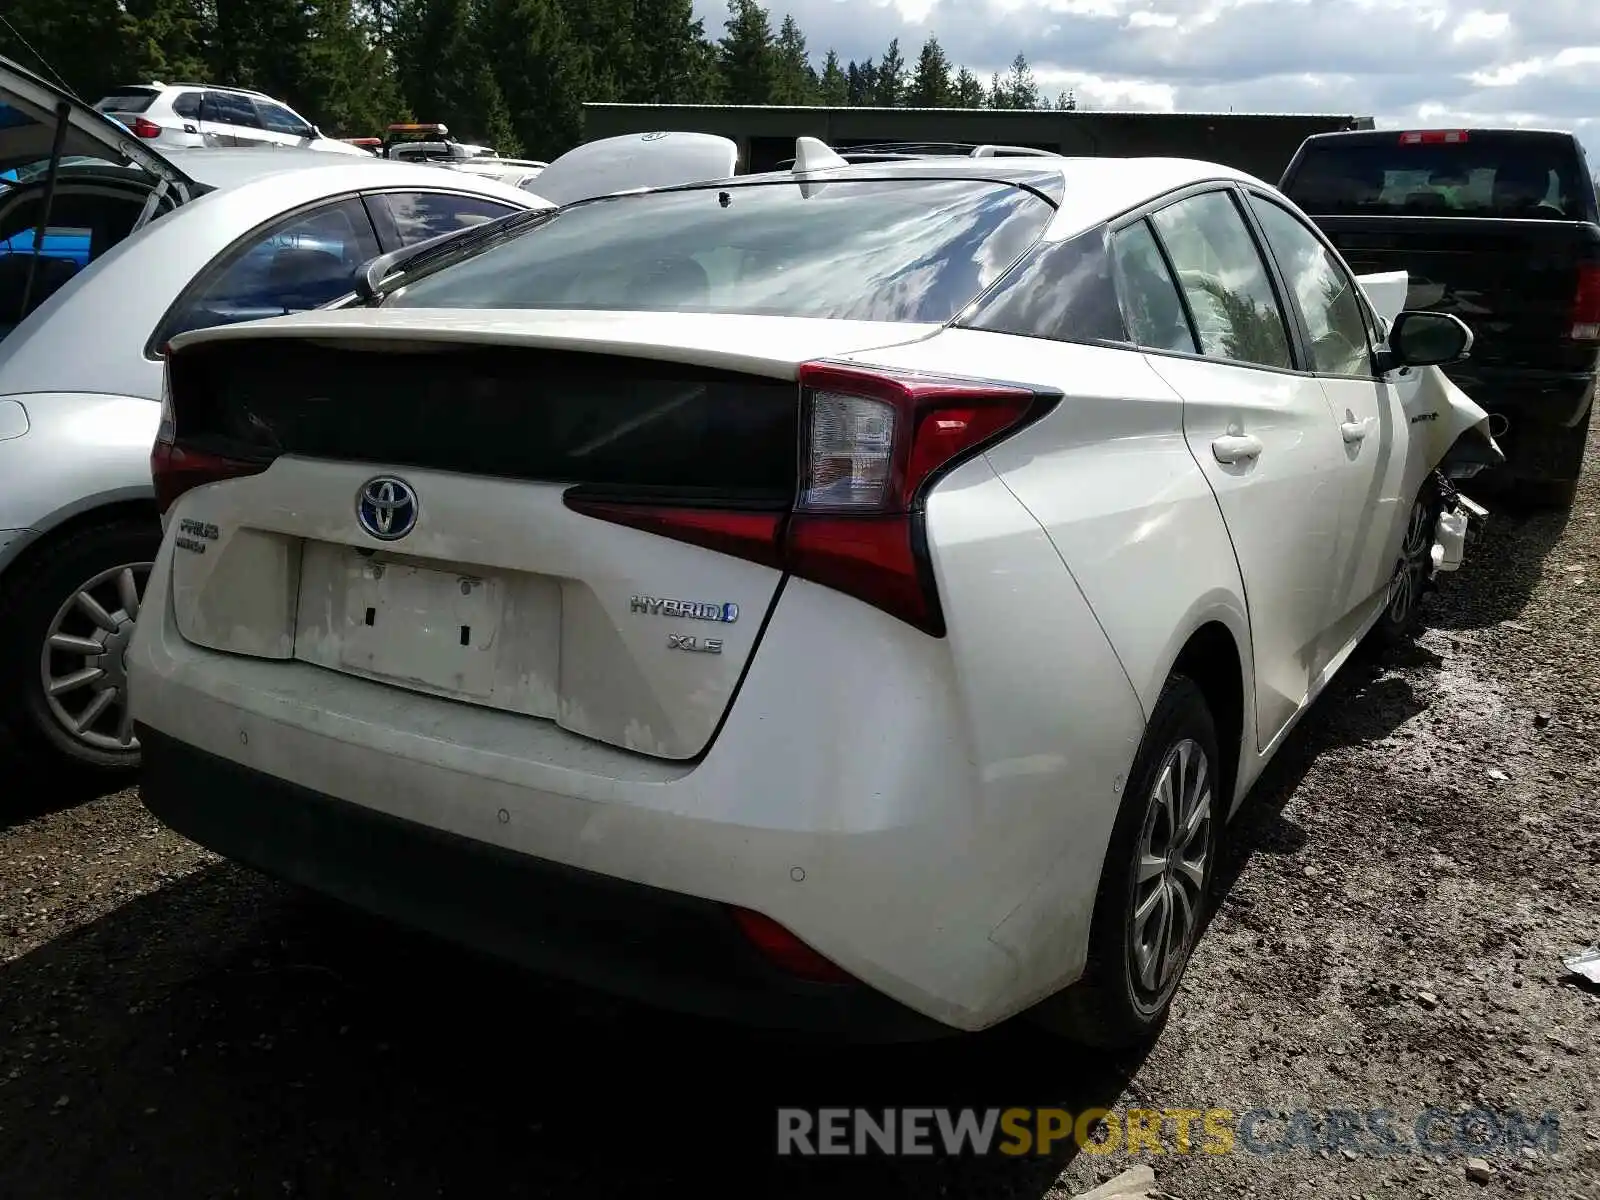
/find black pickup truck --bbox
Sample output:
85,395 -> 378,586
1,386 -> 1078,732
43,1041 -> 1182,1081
1280,128 -> 1600,506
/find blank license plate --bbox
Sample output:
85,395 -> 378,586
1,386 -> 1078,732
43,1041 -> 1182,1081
336,559 -> 501,697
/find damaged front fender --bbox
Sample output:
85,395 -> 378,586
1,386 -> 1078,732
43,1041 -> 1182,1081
1414,363 -> 1507,482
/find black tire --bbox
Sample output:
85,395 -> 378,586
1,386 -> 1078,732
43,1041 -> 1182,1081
1028,674 -> 1220,1048
0,516 -> 159,782
1368,478 -> 1442,649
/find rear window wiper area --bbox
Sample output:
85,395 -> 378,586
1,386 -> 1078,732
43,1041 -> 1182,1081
354,207 -> 557,304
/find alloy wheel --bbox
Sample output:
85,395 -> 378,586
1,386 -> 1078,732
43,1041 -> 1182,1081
1128,737 -> 1213,1010
38,562 -> 152,755
1385,498 -> 1432,628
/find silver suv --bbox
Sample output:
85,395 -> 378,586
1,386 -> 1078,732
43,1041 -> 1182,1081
93,82 -> 369,156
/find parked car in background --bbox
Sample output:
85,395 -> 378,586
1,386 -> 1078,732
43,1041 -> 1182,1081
0,58 -> 542,783
0,56 -> 738,786
132,140 -> 1496,1046
92,81 -> 369,157
345,124 -> 549,191
1280,127 -> 1600,506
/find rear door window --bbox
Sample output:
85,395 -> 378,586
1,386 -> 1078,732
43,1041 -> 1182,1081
1110,219 -> 1197,354
202,91 -> 262,129
1284,135 -> 1592,220
171,91 -> 202,120
1149,189 -> 1294,370
375,192 -> 520,247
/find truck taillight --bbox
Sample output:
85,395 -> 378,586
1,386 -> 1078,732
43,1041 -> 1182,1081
1572,263 -> 1600,341
564,362 -> 1056,637
150,364 -> 269,514
1399,129 -> 1468,145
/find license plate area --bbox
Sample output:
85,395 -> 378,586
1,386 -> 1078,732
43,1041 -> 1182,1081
299,548 -> 502,698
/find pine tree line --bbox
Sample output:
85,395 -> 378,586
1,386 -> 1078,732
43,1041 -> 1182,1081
1,0 -> 1078,161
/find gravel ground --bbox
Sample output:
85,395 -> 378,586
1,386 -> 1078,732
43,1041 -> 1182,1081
2,439 -> 1598,1200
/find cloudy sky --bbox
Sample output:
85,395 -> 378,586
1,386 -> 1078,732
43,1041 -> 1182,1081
693,0 -> 1598,159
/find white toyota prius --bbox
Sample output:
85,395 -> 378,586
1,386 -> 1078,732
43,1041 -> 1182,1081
127,140 -> 1502,1043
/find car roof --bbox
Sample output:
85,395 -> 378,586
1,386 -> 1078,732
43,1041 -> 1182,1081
160,147 -> 541,199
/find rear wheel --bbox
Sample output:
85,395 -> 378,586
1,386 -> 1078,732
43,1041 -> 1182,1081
0,517 -> 157,783
1029,675 -> 1219,1048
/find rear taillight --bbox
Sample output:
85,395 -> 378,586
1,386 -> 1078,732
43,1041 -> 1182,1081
1571,263 -> 1600,341
129,117 -> 162,139
1399,129 -> 1468,145
150,364 -> 269,514
730,907 -> 854,984
563,361 -> 1052,636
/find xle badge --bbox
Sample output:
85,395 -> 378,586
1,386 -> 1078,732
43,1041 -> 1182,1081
669,634 -> 723,654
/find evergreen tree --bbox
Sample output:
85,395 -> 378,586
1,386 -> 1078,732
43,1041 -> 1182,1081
990,52 -> 1040,109
874,36 -> 905,105
629,0 -> 720,104
951,66 -> 986,107
845,58 -> 877,106
772,14 -> 815,104
906,35 -> 952,107
482,0 -> 580,156
1055,89 -> 1077,110
717,0 -> 778,104
556,0 -> 634,104
817,49 -> 848,105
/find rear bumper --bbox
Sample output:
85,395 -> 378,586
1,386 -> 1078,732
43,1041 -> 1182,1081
138,725 -> 944,1040
1443,363 -> 1596,484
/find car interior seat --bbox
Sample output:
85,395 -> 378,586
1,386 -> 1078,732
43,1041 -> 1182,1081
266,246 -> 354,311
0,252 -> 80,332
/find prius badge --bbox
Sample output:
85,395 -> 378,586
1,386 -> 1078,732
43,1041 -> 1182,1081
356,475 -> 419,541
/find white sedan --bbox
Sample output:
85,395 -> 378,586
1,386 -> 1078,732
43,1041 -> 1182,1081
129,139 -> 1500,1043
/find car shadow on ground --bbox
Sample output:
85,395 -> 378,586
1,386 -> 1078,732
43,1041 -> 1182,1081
0,741 -> 130,831
0,860 -> 1150,1199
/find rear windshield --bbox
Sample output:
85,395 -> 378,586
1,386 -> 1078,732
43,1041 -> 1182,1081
94,90 -> 158,114
386,177 -> 1055,323
1284,137 -> 1593,220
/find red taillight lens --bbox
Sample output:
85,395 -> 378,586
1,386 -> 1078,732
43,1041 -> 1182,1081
129,117 -> 162,139
564,362 -> 1048,637
150,441 -> 269,514
1571,263 -> 1600,341
730,907 -> 854,984
1399,129 -> 1468,145
151,366 -> 270,513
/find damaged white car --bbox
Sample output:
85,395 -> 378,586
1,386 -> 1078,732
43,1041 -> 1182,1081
129,141 -> 1502,1044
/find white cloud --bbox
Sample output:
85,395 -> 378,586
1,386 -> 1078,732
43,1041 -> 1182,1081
691,0 -> 1600,163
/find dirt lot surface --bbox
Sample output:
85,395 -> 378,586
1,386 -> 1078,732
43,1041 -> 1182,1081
3,442 -> 1598,1200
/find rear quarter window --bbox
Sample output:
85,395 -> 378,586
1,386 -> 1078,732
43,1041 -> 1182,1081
1284,135 -> 1596,221
386,177 -> 1056,324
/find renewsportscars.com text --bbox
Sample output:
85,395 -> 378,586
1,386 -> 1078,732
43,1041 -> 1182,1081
775,1106 -> 1562,1158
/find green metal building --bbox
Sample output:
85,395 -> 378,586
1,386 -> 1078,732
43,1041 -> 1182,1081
581,103 -> 1376,183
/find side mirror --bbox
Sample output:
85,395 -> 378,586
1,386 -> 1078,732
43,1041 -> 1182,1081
1385,310 -> 1473,369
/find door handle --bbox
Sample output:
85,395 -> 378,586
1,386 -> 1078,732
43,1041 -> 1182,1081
1211,434 -> 1263,464
1341,417 -> 1374,443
